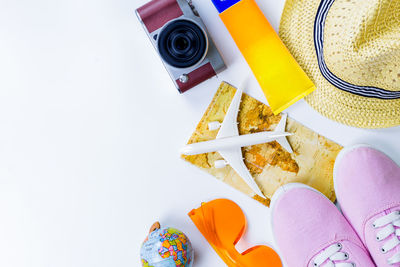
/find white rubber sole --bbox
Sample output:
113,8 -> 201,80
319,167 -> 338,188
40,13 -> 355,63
269,183 -> 329,267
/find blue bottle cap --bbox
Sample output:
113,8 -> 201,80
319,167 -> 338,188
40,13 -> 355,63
211,0 -> 241,13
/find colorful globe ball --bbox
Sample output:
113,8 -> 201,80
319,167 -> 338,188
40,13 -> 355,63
140,224 -> 194,267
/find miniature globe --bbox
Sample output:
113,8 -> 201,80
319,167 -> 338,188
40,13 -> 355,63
140,222 -> 194,267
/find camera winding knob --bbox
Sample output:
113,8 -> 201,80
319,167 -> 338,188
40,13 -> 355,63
179,74 -> 189,83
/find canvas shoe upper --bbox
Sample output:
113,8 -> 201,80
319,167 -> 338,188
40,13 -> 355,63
334,145 -> 400,266
270,183 -> 375,267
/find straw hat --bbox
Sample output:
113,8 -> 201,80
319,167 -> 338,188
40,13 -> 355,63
279,0 -> 400,128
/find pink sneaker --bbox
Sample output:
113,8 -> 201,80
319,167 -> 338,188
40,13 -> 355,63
270,183 -> 375,267
334,145 -> 400,266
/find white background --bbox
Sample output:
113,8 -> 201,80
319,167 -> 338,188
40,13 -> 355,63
0,0 -> 399,266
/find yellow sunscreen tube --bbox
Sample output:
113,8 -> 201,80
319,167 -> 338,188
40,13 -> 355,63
212,0 -> 315,114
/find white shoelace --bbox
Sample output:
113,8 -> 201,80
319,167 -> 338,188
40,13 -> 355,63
313,243 -> 355,267
373,210 -> 400,265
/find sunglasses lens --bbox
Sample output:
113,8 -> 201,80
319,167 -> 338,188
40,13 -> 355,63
189,199 -> 246,246
241,245 -> 282,266
208,199 -> 246,246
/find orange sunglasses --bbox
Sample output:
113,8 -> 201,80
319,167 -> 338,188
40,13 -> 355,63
188,199 -> 282,267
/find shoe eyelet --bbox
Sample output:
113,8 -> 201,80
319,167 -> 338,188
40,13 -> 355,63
376,236 -> 380,241
314,263 -> 318,267
344,253 -> 349,259
372,223 -> 377,228
381,247 -> 386,254
337,243 -> 342,249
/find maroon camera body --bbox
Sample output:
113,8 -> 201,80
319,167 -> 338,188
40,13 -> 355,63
136,0 -> 226,93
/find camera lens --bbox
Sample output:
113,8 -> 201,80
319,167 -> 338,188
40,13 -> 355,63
158,19 -> 208,68
173,35 -> 189,51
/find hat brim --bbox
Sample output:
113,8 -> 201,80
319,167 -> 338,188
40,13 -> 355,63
279,0 -> 400,128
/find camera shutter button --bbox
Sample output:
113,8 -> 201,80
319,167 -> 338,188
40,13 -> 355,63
179,74 -> 189,83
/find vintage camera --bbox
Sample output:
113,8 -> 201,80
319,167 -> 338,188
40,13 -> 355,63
136,0 -> 226,93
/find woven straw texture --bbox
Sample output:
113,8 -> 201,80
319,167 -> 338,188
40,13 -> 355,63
279,0 -> 400,128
